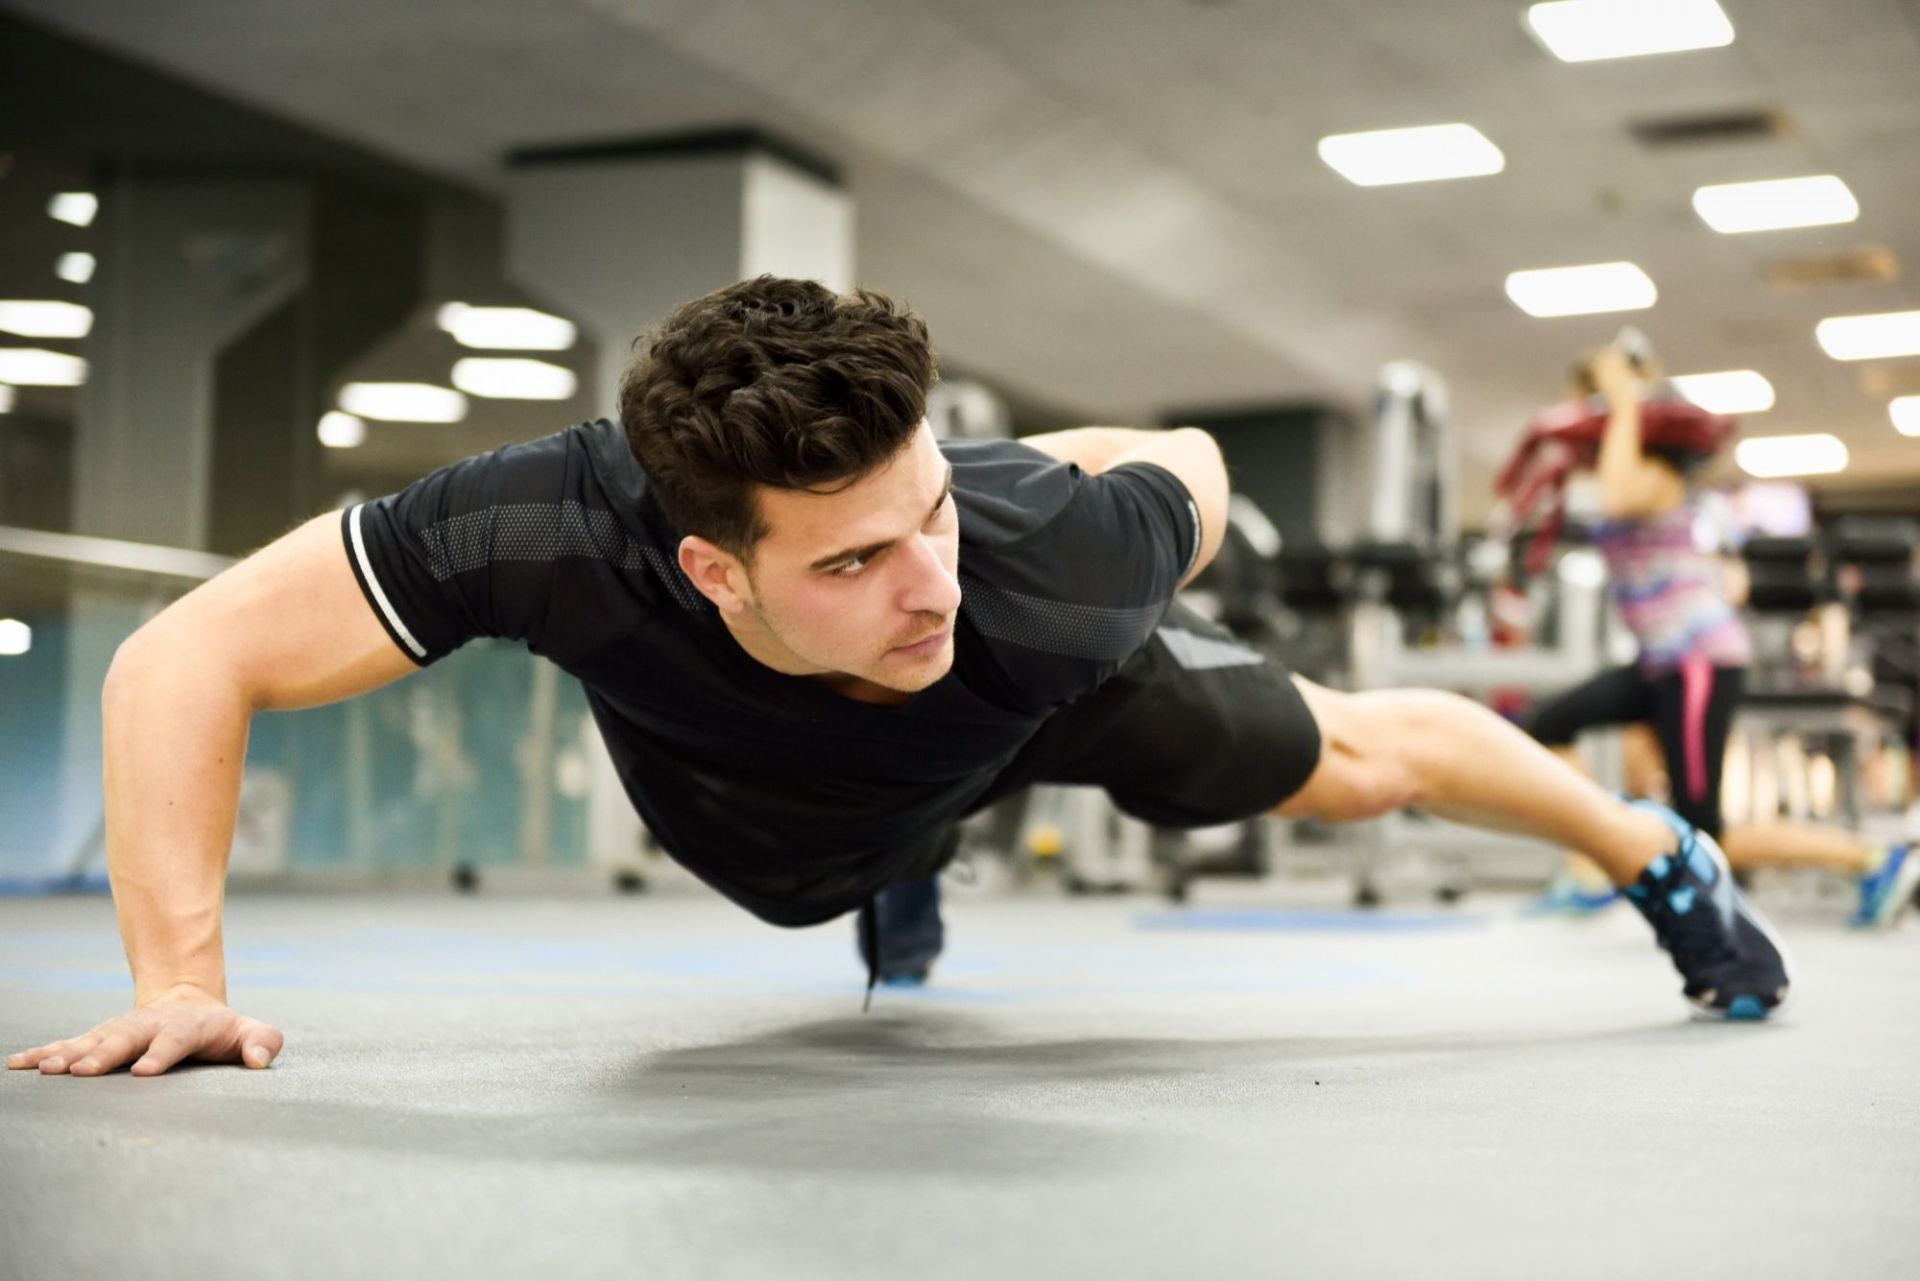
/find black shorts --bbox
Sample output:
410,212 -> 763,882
968,600 -> 1323,828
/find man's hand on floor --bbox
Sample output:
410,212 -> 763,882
6,985 -> 282,1077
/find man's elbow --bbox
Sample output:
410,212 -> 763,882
103,612 -> 241,716
1162,427 -> 1226,503
105,621 -> 161,689
102,627 -> 161,725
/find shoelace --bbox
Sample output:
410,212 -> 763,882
1636,833 -> 1739,975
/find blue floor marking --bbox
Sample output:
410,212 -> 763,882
1133,908 -> 1484,934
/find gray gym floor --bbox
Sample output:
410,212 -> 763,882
3,884 -> 1916,1280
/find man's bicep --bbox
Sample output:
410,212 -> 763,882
1105,427 -> 1228,586
150,513 -> 421,712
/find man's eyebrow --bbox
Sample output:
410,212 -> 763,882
808,466 -> 954,571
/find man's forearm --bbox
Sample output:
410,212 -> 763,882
1018,426 -> 1166,474
102,631 -> 251,1006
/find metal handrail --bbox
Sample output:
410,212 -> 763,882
0,525 -> 234,582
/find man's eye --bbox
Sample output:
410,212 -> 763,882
831,556 -> 869,577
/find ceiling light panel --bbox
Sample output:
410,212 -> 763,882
1670,370 -> 1775,414
1891,397 -> 1920,437
1504,262 -> 1657,317
317,411 -> 366,448
1816,310 -> 1920,361
451,358 -> 578,400
0,349 -> 87,386
1693,176 -> 1858,234
337,382 -> 468,423
0,300 -> 93,339
0,619 -> 31,657
47,192 -> 98,227
1735,433 -> 1849,478
55,253 -> 96,285
1526,0 -> 1734,63
1317,124 -> 1505,187
436,304 -> 576,351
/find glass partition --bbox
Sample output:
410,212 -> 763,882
0,527 -> 590,892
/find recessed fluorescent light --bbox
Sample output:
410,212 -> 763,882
1736,433 -> 1848,478
436,303 -> 576,351
1526,0 -> 1733,63
1816,310 -> 1920,361
1892,397 -> 1920,437
0,618 -> 31,657
1317,123 -> 1505,187
451,357 -> 578,400
1693,176 -> 1858,234
1504,262 -> 1657,317
317,411 -> 367,449
0,349 -> 87,386
55,252 -> 96,285
1670,370 -> 1775,414
0,384 -> 14,413
337,382 -> 468,423
47,192 -> 98,227
0,300 -> 93,339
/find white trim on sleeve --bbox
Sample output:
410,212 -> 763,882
349,503 -> 428,659
1180,496 -> 1203,581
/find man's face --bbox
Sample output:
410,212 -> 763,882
736,423 -> 962,696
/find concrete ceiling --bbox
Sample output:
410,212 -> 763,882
7,0 -> 1920,508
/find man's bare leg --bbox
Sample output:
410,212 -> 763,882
1544,743 -> 1621,893
1271,678 -> 1793,1017
1273,679 -> 1677,884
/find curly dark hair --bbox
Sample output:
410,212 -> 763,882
619,276 -> 937,557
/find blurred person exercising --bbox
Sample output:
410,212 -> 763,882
10,279 -> 1795,1080
1524,342 -> 1916,926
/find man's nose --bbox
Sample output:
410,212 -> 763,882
898,534 -> 961,617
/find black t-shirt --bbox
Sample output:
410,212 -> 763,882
342,419 -> 1198,925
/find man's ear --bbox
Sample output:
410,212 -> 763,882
678,535 -> 750,612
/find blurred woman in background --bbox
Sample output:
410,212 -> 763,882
1524,343 -> 1916,928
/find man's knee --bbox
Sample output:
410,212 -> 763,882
1274,682 -> 1432,822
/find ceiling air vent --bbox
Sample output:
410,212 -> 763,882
1629,108 -> 1790,147
1767,246 -> 1900,290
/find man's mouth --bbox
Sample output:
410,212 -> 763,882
891,625 -> 952,656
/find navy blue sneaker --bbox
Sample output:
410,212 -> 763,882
1623,802 -> 1792,1021
856,876 -> 945,992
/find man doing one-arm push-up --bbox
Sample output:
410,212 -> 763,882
9,277 -> 1791,1078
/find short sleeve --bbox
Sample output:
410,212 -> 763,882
340,436 -> 570,665
1098,461 -> 1203,593
955,453 -> 1202,702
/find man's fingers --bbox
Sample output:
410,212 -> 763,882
130,1029 -> 198,1076
26,1034 -> 103,1074
17,1008 -> 282,1078
236,1021 -> 284,1069
69,1030 -> 146,1077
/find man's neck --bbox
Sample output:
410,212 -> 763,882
717,608 -> 910,706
